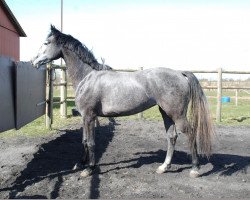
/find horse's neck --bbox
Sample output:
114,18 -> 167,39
62,48 -> 94,89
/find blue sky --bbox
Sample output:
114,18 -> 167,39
5,0 -> 250,79
7,0 -> 250,12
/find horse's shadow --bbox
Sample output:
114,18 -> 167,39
201,153 -> 249,176
142,150 -> 250,177
98,150 -> 192,174
98,149 -> 249,177
0,122 -> 115,199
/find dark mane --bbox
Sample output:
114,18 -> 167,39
50,26 -> 111,70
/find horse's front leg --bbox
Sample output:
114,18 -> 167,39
73,129 -> 88,170
80,114 -> 96,177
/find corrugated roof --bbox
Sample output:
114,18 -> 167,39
0,0 -> 26,37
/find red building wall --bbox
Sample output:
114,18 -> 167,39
0,4 -> 20,61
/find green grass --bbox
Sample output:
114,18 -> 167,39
204,90 -> 250,125
207,98 -> 250,125
1,88 -> 249,138
0,99 -> 81,138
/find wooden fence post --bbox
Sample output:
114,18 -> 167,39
235,89 -> 238,106
46,64 -> 54,129
60,67 -> 67,118
216,68 -> 222,123
138,67 -> 144,119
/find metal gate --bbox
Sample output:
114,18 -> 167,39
0,56 -> 15,132
0,56 -> 46,133
15,62 -> 46,129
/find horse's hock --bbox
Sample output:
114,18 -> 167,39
0,56 -> 46,133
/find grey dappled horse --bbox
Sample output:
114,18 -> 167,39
32,25 -> 214,178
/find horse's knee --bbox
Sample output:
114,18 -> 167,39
167,131 -> 178,146
83,111 -> 96,124
169,135 -> 177,145
84,117 -> 95,127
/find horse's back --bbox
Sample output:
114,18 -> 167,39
77,67 -> 189,102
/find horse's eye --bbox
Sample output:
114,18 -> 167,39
44,41 -> 50,45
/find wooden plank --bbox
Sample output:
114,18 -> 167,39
46,65 -> 54,129
60,65 -> 67,118
203,86 -> 250,90
191,70 -> 217,73
216,68 -> 222,123
222,70 -> 250,74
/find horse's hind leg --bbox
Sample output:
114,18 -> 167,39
189,139 -> 200,178
156,126 -> 177,174
156,107 -> 177,174
174,117 -> 200,178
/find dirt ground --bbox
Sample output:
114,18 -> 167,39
0,119 -> 249,199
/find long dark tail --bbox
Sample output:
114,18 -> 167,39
182,71 -> 214,157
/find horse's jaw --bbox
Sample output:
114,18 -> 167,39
32,56 -> 50,68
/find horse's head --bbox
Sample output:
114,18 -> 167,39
32,25 -> 63,67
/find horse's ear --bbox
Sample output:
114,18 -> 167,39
50,25 -> 61,37
50,24 -> 56,31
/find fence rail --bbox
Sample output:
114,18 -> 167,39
45,66 -> 250,128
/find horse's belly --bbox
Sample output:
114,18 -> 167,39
98,98 -> 156,117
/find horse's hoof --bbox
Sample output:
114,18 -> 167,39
189,170 -> 200,178
156,166 -> 166,174
80,168 -> 93,177
156,164 -> 171,174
